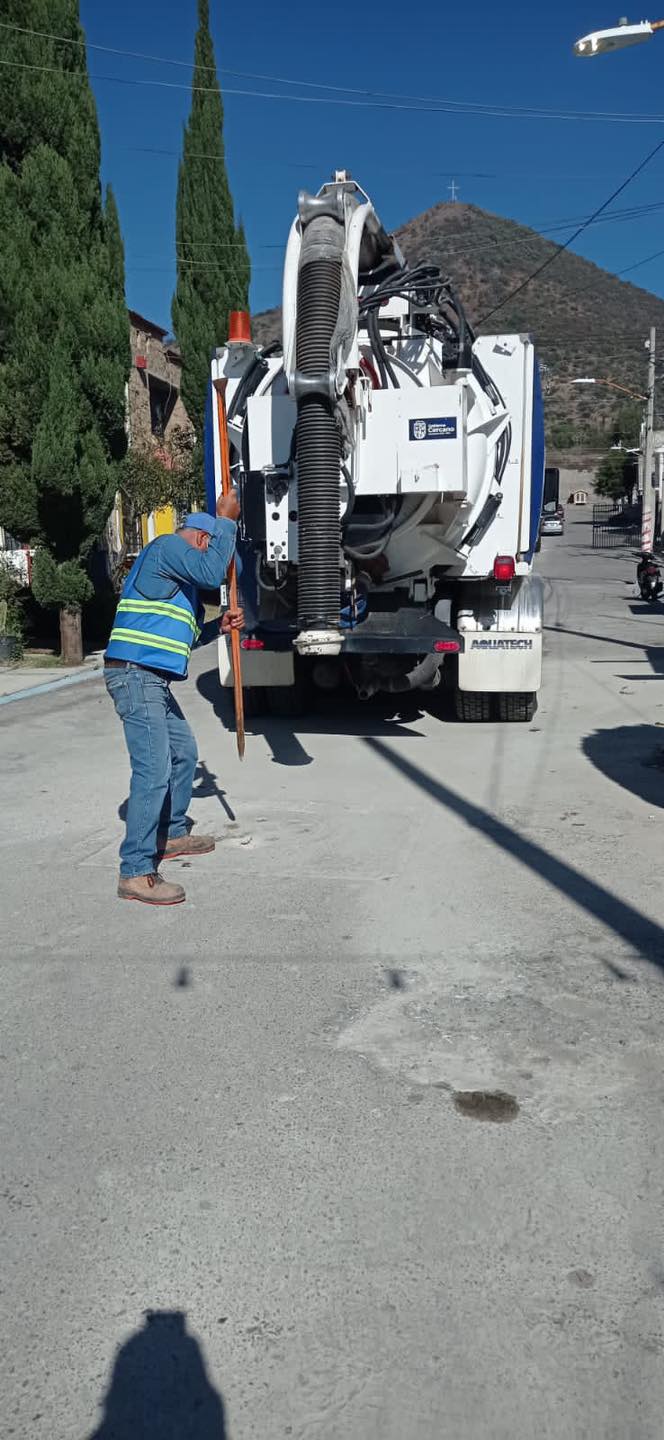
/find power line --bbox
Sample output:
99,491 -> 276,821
137,214 -> 633,260
129,145 -> 499,180
122,143 -> 648,187
479,137 -> 664,325
4,51 -> 664,126
9,17 -> 659,321
126,147 -> 655,190
5,17 -> 664,126
430,202 -> 664,260
131,199 -> 664,263
617,246 -> 664,278
519,244 -> 664,317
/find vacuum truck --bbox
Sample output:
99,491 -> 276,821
206,171 -> 545,721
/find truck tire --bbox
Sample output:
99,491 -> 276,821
498,692 -> 537,723
243,687 -> 267,718
455,689 -> 492,722
265,683 -> 307,717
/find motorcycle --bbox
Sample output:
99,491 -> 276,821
637,551 -> 663,602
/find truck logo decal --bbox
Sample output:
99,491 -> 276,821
409,417 -> 457,441
470,638 -> 533,650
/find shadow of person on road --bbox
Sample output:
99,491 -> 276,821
583,724 -> 664,812
120,764 -> 235,825
192,760 -> 236,821
89,1310 -> 226,1439
195,662 -> 427,767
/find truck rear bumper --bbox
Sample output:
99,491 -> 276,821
218,608 -> 460,686
339,608 -> 460,655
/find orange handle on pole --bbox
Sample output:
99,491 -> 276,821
214,381 -> 245,761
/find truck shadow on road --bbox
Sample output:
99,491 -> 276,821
545,622 -> 664,664
196,663 -> 427,766
583,725 -> 664,813
367,737 -> 664,974
545,622 -> 664,679
88,1310 -> 226,1439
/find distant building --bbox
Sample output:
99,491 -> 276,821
644,428 -> 664,542
108,311 -> 195,560
0,526 -> 30,583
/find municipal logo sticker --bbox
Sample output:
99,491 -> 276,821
409,417 -> 457,441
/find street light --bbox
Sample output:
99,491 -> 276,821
571,359 -> 656,550
574,17 -> 664,57
571,376 -> 646,400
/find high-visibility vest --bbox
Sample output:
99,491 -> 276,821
106,545 -> 201,676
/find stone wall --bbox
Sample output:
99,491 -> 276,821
127,311 -> 193,457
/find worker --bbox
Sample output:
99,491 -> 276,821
104,489 -> 243,906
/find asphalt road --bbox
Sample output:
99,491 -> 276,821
2,511 -> 664,1439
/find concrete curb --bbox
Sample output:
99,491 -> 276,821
0,667 -> 103,707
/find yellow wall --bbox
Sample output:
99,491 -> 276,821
111,498 -> 177,554
139,506 -> 176,546
153,505 -> 177,537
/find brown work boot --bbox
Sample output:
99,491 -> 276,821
118,872 -> 186,905
159,834 -> 216,861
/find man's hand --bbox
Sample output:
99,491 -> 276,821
220,606 -> 245,635
217,487 -> 240,522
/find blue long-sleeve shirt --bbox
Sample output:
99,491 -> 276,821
131,518 -> 236,647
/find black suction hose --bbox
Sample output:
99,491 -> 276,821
296,233 -> 342,631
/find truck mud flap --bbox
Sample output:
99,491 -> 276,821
456,575 -> 543,694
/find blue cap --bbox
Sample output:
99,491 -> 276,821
182,512 -> 217,535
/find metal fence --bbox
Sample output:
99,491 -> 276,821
591,502 -> 641,550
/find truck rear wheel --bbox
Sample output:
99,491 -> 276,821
265,681 -> 307,717
455,689 -> 492,722
243,687 -> 267,718
498,692 -> 537,723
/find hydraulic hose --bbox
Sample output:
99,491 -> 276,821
295,220 -> 343,632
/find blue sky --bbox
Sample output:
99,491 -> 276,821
80,0 -> 664,333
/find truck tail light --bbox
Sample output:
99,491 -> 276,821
433,640 -> 460,653
493,556 -> 515,583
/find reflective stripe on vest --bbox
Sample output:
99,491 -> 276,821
108,627 -> 191,657
115,597 -> 199,635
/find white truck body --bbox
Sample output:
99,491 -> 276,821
209,174 -> 545,719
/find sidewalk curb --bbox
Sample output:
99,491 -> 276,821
0,667 -> 103,707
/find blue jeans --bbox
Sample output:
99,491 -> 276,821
104,664 -> 198,878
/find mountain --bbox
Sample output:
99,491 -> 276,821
253,201 -> 664,445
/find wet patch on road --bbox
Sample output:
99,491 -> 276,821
452,1089 -> 519,1122
337,942 -> 660,1122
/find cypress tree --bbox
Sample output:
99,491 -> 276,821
105,184 -> 126,297
172,0 -> 250,441
0,2 -> 130,663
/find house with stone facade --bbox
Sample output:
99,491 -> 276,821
107,310 -> 195,559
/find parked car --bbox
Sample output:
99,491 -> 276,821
540,512 -> 564,537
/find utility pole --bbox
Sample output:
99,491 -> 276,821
641,327 -> 656,552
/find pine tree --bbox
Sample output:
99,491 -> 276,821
172,0 -> 250,441
0,2 -> 130,663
